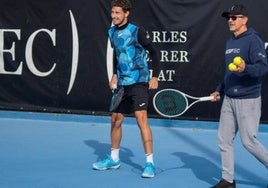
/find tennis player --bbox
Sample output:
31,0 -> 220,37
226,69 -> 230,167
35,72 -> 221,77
210,4 -> 268,188
92,0 -> 160,178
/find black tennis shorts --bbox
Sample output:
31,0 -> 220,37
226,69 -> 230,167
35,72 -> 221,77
115,82 -> 149,114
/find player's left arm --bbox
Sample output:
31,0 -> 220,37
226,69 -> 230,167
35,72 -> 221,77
243,37 -> 268,77
138,26 -> 160,89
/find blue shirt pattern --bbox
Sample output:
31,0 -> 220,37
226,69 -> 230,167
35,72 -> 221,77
108,23 -> 149,86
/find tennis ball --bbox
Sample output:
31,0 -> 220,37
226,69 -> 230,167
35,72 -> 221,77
233,56 -> 242,66
228,63 -> 237,71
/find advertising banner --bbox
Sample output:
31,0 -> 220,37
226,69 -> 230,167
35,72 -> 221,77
0,0 -> 267,121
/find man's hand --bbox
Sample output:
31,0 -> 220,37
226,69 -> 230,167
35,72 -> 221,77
210,91 -> 221,102
234,59 -> 246,73
109,74 -> 118,90
149,77 -> 158,90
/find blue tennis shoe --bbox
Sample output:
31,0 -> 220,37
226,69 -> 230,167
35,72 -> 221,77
92,155 -> 120,170
141,162 -> 155,178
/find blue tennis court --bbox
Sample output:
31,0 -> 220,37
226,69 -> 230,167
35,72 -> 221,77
0,110 -> 267,188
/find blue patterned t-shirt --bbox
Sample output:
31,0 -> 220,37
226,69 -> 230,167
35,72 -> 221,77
108,23 -> 149,86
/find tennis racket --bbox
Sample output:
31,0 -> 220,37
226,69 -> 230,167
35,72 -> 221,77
153,89 -> 218,118
109,87 -> 124,112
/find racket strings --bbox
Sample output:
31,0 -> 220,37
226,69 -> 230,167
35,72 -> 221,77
154,91 -> 187,116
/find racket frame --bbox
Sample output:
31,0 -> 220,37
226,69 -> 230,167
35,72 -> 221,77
153,89 -> 214,118
109,87 -> 124,112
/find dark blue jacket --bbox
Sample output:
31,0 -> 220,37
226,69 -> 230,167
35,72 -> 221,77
216,28 -> 268,98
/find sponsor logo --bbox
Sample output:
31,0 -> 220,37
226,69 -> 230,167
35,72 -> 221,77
225,48 -> 240,54
0,10 -> 79,95
139,103 -> 146,107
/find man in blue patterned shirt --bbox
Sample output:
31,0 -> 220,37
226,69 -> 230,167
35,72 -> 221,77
93,0 -> 160,178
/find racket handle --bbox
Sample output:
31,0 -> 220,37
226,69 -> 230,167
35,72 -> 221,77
111,84 -> 117,92
199,95 -> 220,101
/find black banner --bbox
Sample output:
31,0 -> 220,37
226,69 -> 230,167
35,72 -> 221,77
0,0 -> 268,121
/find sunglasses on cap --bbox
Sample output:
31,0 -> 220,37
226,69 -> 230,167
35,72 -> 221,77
225,15 -> 244,21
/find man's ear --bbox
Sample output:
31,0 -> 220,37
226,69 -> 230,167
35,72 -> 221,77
125,10 -> 130,18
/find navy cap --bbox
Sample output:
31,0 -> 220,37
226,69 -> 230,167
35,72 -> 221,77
222,4 -> 248,17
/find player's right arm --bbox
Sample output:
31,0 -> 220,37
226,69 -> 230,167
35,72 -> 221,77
109,51 -> 118,90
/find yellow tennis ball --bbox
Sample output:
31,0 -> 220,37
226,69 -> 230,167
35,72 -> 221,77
228,63 -> 237,71
233,56 -> 242,66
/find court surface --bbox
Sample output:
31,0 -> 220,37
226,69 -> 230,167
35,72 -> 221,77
0,110 -> 267,188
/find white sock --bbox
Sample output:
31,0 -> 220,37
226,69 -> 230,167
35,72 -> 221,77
146,153 -> 154,164
111,148 -> 119,162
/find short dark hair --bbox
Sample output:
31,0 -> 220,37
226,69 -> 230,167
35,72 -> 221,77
111,0 -> 131,12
